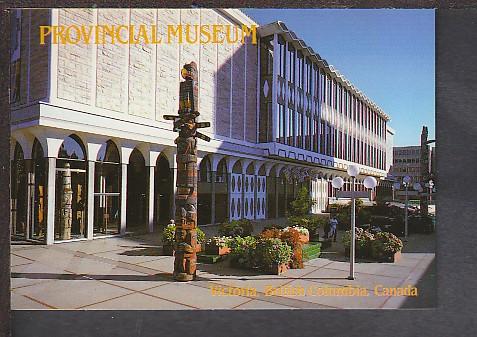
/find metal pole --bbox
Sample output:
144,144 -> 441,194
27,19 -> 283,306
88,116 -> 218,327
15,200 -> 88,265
404,183 -> 409,239
348,176 -> 356,280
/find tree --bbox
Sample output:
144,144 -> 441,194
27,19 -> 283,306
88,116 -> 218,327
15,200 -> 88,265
290,186 -> 315,216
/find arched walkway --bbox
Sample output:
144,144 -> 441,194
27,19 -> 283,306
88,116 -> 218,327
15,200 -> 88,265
197,156 -> 212,225
55,134 -> 87,241
155,154 -> 172,225
126,148 -> 147,231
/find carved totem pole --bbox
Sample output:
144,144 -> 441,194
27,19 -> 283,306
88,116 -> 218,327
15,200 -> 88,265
60,162 -> 73,240
164,62 -> 210,281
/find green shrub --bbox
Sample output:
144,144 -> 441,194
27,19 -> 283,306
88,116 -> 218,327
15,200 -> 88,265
289,186 -> 315,216
255,238 -> 292,269
218,219 -> 254,237
162,223 -> 206,244
162,223 -> 176,244
287,215 -> 323,235
371,232 -> 403,258
228,236 -> 257,268
342,227 -> 375,257
196,227 -> 206,244
206,236 -> 232,248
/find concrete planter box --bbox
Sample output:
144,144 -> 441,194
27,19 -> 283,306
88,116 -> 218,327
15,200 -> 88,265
205,243 -> 231,256
269,263 -> 288,275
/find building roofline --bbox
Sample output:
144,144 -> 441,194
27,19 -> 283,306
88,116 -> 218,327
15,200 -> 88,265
257,20 -> 391,121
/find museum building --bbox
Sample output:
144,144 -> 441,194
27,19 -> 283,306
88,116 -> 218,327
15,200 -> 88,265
10,9 -> 391,244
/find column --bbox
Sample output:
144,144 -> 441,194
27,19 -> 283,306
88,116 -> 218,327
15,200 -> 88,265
275,175 -> 279,219
210,171 -> 216,224
86,160 -> 95,239
45,157 -> 56,245
147,165 -> 155,232
25,160 -> 33,239
170,161 -> 177,222
120,163 -> 127,235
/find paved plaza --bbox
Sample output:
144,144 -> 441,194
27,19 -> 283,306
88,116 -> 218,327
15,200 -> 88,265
11,230 -> 435,310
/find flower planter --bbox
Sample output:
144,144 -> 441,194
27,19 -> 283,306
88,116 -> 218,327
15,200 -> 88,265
163,243 -> 174,256
376,250 -> 402,263
345,246 -> 372,259
205,243 -> 231,256
269,263 -> 288,275
299,233 -> 310,244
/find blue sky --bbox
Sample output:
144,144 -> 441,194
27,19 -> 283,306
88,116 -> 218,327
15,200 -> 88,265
242,9 -> 435,146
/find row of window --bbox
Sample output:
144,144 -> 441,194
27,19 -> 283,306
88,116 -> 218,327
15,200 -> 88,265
276,103 -> 386,170
394,158 -> 420,164
276,36 -> 387,139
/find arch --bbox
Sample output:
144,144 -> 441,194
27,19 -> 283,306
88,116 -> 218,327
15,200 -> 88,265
127,148 -> 147,230
96,140 -> 120,163
32,138 -> 45,160
232,161 -> 242,174
246,162 -> 255,175
11,142 -> 27,238
258,164 -> 266,176
58,134 -> 86,160
155,154 -> 172,224
199,155 -> 212,183
93,140 -> 121,236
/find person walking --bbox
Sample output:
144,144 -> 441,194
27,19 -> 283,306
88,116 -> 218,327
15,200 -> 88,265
329,216 -> 338,242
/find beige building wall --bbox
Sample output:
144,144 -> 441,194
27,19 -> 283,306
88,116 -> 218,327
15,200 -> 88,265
50,8 -> 258,143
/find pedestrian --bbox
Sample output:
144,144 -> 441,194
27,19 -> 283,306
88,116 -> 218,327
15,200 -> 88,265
329,216 -> 338,242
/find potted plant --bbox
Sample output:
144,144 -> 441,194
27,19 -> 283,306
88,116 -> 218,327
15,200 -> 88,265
228,236 -> 257,269
280,228 -> 304,269
255,238 -> 292,275
196,227 -> 206,253
162,223 -> 175,256
342,227 -> 374,259
205,236 -> 232,255
371,231 -> 403,262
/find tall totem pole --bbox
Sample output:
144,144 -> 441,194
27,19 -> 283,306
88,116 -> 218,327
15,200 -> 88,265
164,62 -> 210,281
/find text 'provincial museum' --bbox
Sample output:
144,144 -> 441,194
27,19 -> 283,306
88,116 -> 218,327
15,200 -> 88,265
10,9 -> 392,244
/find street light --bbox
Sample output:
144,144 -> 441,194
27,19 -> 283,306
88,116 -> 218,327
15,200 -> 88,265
402,175 -> 411,239
332,164 -> 377,280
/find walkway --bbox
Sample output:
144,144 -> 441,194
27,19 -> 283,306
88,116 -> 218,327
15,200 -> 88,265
11,231 -> 435,309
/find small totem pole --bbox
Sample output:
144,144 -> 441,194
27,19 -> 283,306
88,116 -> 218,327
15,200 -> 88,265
164,62 -> 210,281
60,162 -> 73,240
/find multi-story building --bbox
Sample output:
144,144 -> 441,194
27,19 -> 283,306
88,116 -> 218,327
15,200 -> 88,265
390,145 -> 431,200
10,9 -> 392,244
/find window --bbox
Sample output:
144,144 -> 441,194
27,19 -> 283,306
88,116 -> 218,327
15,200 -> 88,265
278,36 -> 286,78
287,108 -> 295,146
297,52 -> 304,88
287,45 -> 295,81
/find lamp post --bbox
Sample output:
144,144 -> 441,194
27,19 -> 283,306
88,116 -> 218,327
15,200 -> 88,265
402,175 -> 411,239
332,164 -> 377,280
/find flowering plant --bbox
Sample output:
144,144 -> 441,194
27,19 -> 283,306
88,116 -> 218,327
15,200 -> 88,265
255,238 -> 292,268
228,236 -> 257,267
162,223 -> 205,244
162,223 -> 176,244
206,236 -> 231,248
371,231 -> 403,257
283,226 -> 309,236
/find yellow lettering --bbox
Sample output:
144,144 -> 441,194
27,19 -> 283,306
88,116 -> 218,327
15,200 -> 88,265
167,24 -> 182,43
212,25 -> 224,44
116,25 -> 129,44
151,25 -> 161,44
241,24 -> 257,44
39,26 -> 52,45
80,25 -> 93,44
226,25 -> 239,44
137,25 -> 149,44
185,25 -> 198,44
200,25 -> 211,44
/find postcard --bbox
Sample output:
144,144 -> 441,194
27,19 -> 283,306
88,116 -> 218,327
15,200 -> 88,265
9,8 -> 435,311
